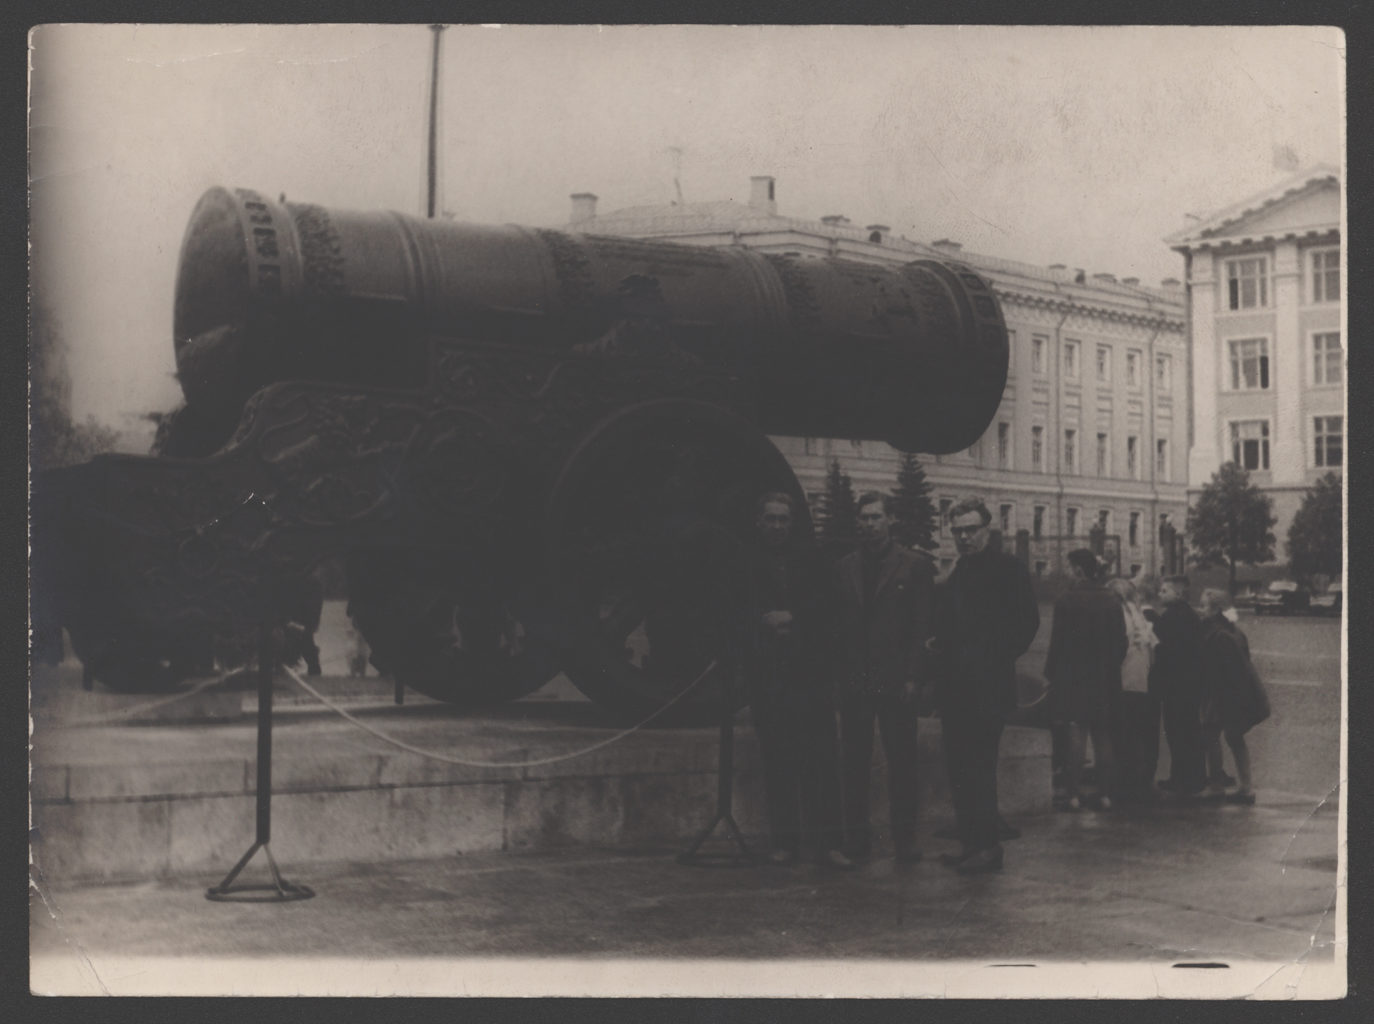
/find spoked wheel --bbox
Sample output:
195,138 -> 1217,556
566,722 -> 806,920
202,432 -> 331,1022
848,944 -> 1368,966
545,400 -> 810,725
345,549 -> 560,708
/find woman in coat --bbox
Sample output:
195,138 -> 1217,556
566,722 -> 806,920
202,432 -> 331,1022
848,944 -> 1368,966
1044,549 -> 1128,810
1198,588 -> 1270,804
1108,576 -> 1160,802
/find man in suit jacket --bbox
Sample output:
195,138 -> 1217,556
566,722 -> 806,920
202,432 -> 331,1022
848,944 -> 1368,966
741,491 -> 852,868
836,492 -> 935,863
931,497 -> 1040,874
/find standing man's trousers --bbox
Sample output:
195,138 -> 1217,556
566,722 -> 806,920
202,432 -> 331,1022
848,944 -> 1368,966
939,703 -> 1005,854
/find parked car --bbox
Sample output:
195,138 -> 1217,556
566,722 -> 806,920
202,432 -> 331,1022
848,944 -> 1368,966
1253,579 -> 1311,615
1310,580 -> 1342,616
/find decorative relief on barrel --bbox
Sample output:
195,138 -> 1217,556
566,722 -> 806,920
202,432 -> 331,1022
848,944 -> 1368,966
234,188 -> 285,297
762,254 -> 823,329
289,202 -> 347,296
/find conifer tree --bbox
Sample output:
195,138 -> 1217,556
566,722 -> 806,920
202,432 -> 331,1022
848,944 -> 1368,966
816,459 -> 859,546
889,451 -> 938,550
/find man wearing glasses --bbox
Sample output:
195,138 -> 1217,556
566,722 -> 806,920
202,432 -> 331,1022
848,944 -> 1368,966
930,497 -> 1040,874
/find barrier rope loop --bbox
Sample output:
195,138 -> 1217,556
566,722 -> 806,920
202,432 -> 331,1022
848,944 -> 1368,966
53,671 -> 234,727
282,661 -> 719,769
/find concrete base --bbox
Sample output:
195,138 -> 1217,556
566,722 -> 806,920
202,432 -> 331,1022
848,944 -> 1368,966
31,678 -> 1051,883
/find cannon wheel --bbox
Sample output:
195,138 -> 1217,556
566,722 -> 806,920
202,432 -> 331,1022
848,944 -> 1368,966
345,549 -> 560,708
544,399 -> 811,724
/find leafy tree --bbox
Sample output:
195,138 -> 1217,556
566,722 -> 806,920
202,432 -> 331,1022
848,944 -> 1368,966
1185,462 -> 1277,595
889,451 -> 937,550
815,458 -> 859,547
30,306 -> 119,471
1287,472 -> 1342,581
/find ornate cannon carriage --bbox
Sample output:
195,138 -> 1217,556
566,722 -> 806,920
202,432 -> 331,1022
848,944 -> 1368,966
32,186 -> 1008,718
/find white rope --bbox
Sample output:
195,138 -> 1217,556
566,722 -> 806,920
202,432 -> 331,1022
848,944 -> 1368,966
281,660 -> 720,769
52,671 -> 234,727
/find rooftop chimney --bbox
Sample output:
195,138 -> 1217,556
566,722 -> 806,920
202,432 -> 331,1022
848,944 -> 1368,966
932,238 -> 962,252
1122,277 -> 1140,286
1161,277 -> 1182,289
866,224 -> 890,244
749,175 -> 776,215
821,214 -> 850,227
1092,272 -> 1118,283
569,192 -> 598,225
1048,263 -> 1067,272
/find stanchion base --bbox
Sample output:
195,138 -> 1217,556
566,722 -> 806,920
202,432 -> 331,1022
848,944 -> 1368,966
205,842 -> 315,902
676,813 -> 756,868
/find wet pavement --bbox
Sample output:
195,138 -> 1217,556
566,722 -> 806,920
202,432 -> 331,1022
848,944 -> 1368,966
31,784 -> 1342,997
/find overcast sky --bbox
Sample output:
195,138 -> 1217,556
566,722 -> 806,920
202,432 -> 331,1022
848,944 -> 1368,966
29,24 -> 1344,434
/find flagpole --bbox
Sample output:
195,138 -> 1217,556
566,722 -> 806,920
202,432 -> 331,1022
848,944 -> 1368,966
426,24 -> 447,219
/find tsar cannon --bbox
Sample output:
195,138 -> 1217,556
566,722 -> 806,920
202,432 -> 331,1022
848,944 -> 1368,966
32,186 -> 1008,719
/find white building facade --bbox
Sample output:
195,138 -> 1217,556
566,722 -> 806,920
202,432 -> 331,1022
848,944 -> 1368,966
569,176 -> 1189,579
1166,166 -> 1343,562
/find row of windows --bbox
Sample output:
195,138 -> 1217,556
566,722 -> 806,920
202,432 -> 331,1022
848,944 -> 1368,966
1223,247 -> 1340,311
1022,333 -> 1173,391
1226,332 -> 1343,391
935,498 -> 1161,550
1228,416 -> 1343,471
1016,425 -> 1170,481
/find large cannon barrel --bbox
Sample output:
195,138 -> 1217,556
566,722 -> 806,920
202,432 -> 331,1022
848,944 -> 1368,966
174,187 -> 1007,455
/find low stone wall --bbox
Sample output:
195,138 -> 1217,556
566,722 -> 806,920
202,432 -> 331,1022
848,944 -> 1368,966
31,706 -> 1051,883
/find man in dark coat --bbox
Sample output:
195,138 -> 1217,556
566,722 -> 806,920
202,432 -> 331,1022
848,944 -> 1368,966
836,492 -> 935,863
1148,575 -> 1206,796
930,497 -> 1040,874
740,491 -> 852,868
1043,549 -> 1127,809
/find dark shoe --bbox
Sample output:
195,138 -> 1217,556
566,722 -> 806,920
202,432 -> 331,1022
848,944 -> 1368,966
894,846 -> 923,865
1225,791 -> 1256,805
939,851 -> 971,868
999,819 -> 1021,840
818,849 -> 856,870
766,848 -> 797,866
955,847 -> 1004,875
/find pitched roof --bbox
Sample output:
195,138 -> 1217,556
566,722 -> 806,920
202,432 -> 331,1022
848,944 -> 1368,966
1164,164 -> 1341,248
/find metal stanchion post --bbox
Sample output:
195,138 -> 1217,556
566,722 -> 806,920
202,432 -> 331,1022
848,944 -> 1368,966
677,669 -> 754,867
206,624 -> 314,901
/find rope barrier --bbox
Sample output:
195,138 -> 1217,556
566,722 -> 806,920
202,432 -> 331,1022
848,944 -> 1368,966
52,671 -> 234,727
281,660 -> 720,769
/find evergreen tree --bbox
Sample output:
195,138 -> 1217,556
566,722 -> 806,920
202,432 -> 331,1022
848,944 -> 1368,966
889,451 -> 937,550
30,305 -> 119,471
1185,462 -> 1277,595
1287,472 -> 1342,581
816,459 -> 859,547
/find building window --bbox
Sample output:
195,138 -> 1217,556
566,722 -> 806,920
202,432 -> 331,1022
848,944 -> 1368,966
1130,563 -> 1142,576
1230,421 -> 1270,471
938,498 -> 953,537
1031,426 -> 1044,472
968,439 -> 981,465
1311,248 -> 1339,303
1126,435 -> 1139,479
1033,505 -> 1045,540
803,437 -> 819,455
1097,509 -> 1112,534
1226,256 -> 1269,310
1126,350 -> 1141,388
1064,340 -> 1079,380
1313,332 -> 1342,385
1156,354 -> 1172,391
1064,428 -> 1078,474
1229,338 -> 1270,391
1096,345 -> 1111,383
850,439 -> 864,452
1066,507 -> 1080,536
999,503 -> 1014,535
1156,438 -> 1170,481
1129,511 -> 1141,549
1314,416 -> 1343,468
1032,335 -> 1046,374
1034,560 -> 1047,577
997,422 -> 1011,469
1096,432 -> 1110,476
